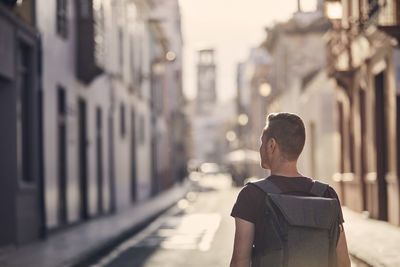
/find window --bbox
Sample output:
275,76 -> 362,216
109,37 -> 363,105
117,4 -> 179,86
56,0 -> 68,38
130,35 -> 135,85
57,86 -> 68,223
139,115 -> 145,145
120,103 -> 126,137
17,42 -> 33,183
130,34 -> 143,93
129,36 -> 137,90
119,28 -> 124,74
378,0 -> 396,26
337,101 -> 345,173
138,37 -> 143,89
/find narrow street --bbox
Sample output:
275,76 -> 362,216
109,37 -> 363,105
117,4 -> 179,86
90,174 -> 239,267
1,1 -> 400,267
88,174 -> 368,267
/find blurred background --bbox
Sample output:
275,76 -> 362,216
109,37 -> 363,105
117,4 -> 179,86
0,0 -> 400,266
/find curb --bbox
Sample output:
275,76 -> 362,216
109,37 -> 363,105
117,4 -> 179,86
71,180 -> 193,267
72,203 -> 178,267
0,180 -> 193,267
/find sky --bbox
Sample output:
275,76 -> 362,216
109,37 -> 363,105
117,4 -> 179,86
178,0 -> 318,102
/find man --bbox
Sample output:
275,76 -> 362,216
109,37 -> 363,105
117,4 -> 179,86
230,113 -> 351,267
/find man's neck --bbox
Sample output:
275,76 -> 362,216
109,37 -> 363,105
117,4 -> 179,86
270,160 -> 302,178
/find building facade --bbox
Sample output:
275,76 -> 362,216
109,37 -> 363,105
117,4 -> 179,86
36,0 -> 155,229
325,0 -> 400,225
234,47 -> 271,180
196,49 -> 216,114
0,0 -> 43,248
191,49 -> 218,163
0,0 -> 187,249
235,6 -> 338,186
149,0 -> 186,189
243,0 -> 400,226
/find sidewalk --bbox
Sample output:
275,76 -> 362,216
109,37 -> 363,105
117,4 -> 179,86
0,180 -> 192,267
343,207 -> 400,267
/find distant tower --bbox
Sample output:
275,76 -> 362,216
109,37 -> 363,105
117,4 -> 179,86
317,0 -> 324,13
297,0 -> 302,12
196,49 -> 217,114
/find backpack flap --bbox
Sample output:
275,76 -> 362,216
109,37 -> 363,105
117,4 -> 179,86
268,194 -> 340,229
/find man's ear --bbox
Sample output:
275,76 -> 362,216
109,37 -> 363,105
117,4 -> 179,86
269,138 -> 277,152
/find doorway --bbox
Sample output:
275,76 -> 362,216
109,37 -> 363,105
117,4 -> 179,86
96,107 -> 104,214
151,128 -> 158,196
130,108 -> 137,202
78,99 -> 89,220
108,109 -> 116,213
359,88 -> 367,211
374,72 -> 388,221
337,101 -> 346,203
309,121 -> 316,179
396,95 -> 400,200
57,87 -> 68,224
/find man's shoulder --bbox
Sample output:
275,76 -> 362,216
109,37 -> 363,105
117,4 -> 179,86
309,179 -> 340,199
235,180 -> 268,206
239,181 -> 267,197
324,185 -> 340,198
238,177 -> 339,199
231,180 -> 267,223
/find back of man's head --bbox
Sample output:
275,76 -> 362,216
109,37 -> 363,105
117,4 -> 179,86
264,112 -> 306,161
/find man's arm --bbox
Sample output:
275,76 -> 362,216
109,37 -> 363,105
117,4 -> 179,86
336,227 -> 351,267
230,217 -> 255,267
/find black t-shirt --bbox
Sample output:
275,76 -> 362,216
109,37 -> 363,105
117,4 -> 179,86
231,175 -> 344,253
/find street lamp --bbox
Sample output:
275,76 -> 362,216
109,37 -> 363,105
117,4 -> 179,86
238,114 -> 249,126
226,131 -> 237,142
325,1 -> 343,20
166,51 -> 176,62
259,82 -> 271,97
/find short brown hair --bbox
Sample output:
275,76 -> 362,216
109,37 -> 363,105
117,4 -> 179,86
263,112 -> 305,161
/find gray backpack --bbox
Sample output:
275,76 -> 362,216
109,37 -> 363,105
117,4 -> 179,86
250,179 -> 340,267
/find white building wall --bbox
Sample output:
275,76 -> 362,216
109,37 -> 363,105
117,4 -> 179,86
36,0 -> 173,229
297,72 -> 340,183
37,0 -> 112,228
113,80 -> 131,210
150,0 -> 183,112
76,76 -> 111,217
111,0 -> 130,211
267,74 -> 339,184
264,14 -> 338,184
111,0 -> 153,208
136,23 -> 152,199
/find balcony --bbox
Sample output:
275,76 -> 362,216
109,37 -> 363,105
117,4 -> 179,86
374,0 -> 400,42
75,0 -> 104,84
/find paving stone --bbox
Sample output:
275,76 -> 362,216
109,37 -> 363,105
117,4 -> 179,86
343,207 -> 400,267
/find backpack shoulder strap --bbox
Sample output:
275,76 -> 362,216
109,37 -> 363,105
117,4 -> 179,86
309,180 -> 329,197
249,178 -> 282,194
